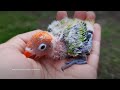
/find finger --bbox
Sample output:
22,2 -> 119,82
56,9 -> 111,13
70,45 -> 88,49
16,29 -> 41,43
86,11 -> 96,21
56,11 -> 68,20
93,24 -> 101,42
6,29 -> 41,52
74,11 -> 87,20
88,23 -> 101,69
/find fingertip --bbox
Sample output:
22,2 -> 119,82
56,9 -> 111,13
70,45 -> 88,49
86,11 -> 96,21
56,11 -> 68,20
74,11 -> 87,20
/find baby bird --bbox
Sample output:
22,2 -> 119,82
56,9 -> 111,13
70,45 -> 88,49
24,17 -> 94,71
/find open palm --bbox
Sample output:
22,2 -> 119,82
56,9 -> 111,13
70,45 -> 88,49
0,11 -> 101,79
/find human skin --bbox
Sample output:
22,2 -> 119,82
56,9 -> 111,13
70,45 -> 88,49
0,11 -> 101,79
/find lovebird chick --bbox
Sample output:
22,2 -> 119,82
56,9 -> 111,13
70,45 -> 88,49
24,17 -> 94,71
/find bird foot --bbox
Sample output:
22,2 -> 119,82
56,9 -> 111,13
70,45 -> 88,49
61,58 -> 87,71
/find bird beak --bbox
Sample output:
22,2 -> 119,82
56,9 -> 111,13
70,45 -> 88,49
24,51 -> 33,58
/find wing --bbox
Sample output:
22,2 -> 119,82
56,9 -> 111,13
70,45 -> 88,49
79,21 -> 94,55
65,20 -> 88,57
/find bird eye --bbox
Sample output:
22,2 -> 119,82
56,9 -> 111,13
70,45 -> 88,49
38,43 -> 47,51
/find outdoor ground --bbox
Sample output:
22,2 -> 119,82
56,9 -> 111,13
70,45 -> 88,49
0,11 -> 119,79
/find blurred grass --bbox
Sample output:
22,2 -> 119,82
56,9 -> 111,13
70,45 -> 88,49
98,17 -> 120,79
0,11 -> 56,43
0,11 -> 120,79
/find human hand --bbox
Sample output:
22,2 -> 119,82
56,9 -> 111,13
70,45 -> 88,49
0,11 -> 101,79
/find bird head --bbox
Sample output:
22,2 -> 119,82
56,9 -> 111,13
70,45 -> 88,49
24,31 -> 54,58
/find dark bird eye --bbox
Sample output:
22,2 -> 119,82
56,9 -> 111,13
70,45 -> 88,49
38,43 -> 47,51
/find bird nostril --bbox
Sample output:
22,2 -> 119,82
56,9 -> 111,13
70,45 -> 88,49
25,47 -> 33,51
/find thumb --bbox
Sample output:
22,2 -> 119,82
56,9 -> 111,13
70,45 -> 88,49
4,29 -> 41,53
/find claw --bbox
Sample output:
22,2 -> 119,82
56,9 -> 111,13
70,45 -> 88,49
61,61 -> 75,71
74,59 -> 87,64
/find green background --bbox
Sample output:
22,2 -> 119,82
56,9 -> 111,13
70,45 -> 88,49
0,11 -> 119,79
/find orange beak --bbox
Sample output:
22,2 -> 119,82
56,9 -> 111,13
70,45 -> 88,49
24,51 -> 33,58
